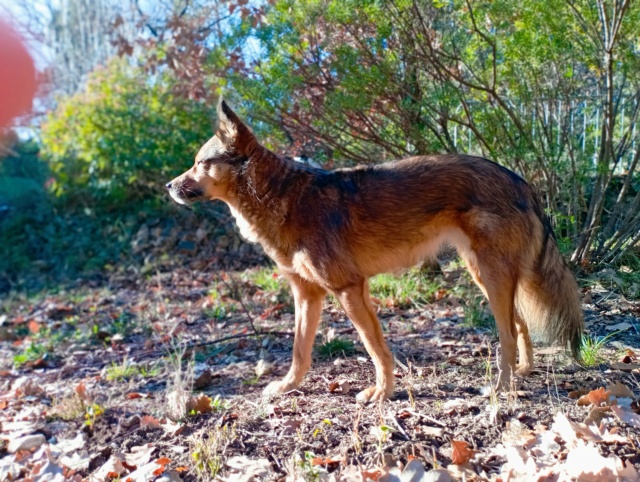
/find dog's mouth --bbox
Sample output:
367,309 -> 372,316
168,185 -> 204,205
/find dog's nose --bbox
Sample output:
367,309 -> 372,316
165,182 -> 172,190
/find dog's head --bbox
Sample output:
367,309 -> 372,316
166,99 -> 255,205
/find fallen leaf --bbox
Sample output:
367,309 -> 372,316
55,433 -> 86,454
93,455 -> 125,482
126,392 -> 148,400
421,425 -> 445,437
124,444 -> 156,468
443,398 -> 475,414
186,394 -> 212,414
564,444 -> 618,481
155,457 -> 171,466
225,455 -> 270,479
140,415 -> 162,429
610,404 -> 640,428
451,440 -> 477,464
7,433 -> 46,453
607,381 -> 635,399
568,387 -> 589,399
578,387 -> 611,407
162,419 -> 185,437
255,359 -> 274,378
311,455 -> 341,467
328,380 -> 350,394
584,406 -> 611,427
124,460 -> 165,482
59,450 -> 90,471
75,381 -> 89,402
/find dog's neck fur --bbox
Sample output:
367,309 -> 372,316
225,144 -> 315,256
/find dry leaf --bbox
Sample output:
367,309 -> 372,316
186,394 -> 212,414
421,425 -> 445,437
123,460 -> 166,482
59,450 -> 90,471
451,440 -> 477,464
140,415 -> 161,430
607,381 -> 635,399
75,381 -> 89,402
564,444 -> 618,481
443,398 -> 474,414
578,387 -> 611,407
610,404 -> 640,428
126,392 -> 149,400
161,419 -> 185,437
255,359 -> 274,378
124,444 -> 156,468
93,455 -> 126,482
55,433 -> 86,454
328,380 -> 350,394
311,455 -> 341,467
584,406 -> 611,427
568,387 -> 589,399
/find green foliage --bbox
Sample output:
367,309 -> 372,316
369,270 -> 439,308
105,359 -> 162,382
317,337 -> 355,360
41,57 -> 215,205
245,267 -> 293,308
579,332 -> 617,367
227,0 -> 640,261
13,342 -> 51,367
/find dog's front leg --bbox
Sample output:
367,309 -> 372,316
263,275 -> 325,397
335,279 -> 394,403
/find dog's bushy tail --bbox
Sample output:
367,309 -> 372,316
514,217 -> 584,360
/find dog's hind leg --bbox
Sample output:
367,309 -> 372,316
263,274 -> 325,397
461,252 -> 533,388
473,260 -> 518,390
514,314 -> 534,376
335,278 -> 395,402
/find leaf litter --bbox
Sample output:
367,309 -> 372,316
0,262 -> 639,480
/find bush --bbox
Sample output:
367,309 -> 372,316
41,57 -> 215,206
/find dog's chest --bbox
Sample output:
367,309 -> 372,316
228,205 -> 260,243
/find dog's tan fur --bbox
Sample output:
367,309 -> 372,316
167,100 -> 584,402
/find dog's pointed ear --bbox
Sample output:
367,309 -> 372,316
217,98 -> 240,134
216,98 -> 255,154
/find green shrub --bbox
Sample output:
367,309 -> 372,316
41,57 -> 215,206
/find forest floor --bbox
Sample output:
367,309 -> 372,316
1,254 -> 640,481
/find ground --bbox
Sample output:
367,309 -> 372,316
1,254 -> 639,481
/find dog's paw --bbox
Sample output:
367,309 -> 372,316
262,379 -> 296,398
514,364 -> 533,377
355,386 -> 392,403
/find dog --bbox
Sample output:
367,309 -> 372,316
167,99 -> 584,402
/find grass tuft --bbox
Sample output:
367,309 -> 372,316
189,424 -> 237,480
579,332 -> 617,367
317,337 -> 355,360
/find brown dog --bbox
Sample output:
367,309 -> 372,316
167,100 -> 584,402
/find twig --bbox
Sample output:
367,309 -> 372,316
211,269 -> 262,340
404,409 -> 447,427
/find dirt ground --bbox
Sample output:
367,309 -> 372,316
1,257 -> 639,481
